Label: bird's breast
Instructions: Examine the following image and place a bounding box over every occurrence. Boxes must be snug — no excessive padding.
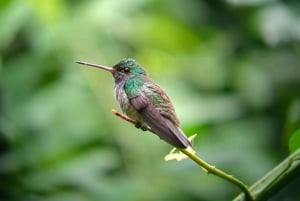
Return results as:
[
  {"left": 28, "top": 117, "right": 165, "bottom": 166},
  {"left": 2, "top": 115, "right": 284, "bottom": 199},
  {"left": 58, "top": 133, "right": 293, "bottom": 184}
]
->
[{"left": 115, "top": 83, "right": 143, "bottom": 122}]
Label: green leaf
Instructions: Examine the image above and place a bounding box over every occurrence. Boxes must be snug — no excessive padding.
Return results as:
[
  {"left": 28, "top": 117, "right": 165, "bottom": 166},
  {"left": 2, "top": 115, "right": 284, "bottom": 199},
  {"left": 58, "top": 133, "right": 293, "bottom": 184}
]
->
[{"left": 289, "top": 128, "right": 300, "bottom": 153}]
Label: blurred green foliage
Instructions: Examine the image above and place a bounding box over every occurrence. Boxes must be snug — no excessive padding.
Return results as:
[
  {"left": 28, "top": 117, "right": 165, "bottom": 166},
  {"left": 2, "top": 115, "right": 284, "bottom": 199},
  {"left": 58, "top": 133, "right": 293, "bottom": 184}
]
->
[
  {"left": 1, "top": 0, "right": 300, "bottom": 201},
  {"left": 289, "top": 129, "right": 300, "bottom": 153}
]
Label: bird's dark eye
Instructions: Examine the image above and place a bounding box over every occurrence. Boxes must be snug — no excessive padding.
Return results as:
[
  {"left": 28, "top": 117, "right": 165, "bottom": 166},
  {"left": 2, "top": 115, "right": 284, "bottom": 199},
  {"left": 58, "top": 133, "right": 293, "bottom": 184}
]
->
[{"left": 124, "top": 67, "right": 130, "bottom": 73}]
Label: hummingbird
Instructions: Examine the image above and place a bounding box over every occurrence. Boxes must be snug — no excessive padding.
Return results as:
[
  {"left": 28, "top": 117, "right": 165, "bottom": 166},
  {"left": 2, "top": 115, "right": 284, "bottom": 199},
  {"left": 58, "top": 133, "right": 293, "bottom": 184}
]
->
[{"left": 76, "top": 58, "right": 192, "bottom": 148}]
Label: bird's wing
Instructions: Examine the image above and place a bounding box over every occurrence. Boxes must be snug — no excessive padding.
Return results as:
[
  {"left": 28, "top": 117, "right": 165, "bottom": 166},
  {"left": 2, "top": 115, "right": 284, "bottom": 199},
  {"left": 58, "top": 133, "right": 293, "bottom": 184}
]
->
[
  {"left": 130, "top": 93, "right": 189, "bottom": 148},
  {"left": 124, "top": 77, "right": 179, "bottom": 126},
  {"left": 143, "top": 80, "right": 180, "bottom": 126},
  {"left": 128, "top": 80, "right": 190, "bottom": 148}
]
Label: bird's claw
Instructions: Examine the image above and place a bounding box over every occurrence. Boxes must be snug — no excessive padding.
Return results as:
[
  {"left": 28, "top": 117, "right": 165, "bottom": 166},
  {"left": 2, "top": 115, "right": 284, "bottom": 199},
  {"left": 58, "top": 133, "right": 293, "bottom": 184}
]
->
[
  {"left": 134, "top": 122, "right": 148, "bottom": 131},
  {"left": 134, "top": 122, "right": 141, "bottom": 129}
]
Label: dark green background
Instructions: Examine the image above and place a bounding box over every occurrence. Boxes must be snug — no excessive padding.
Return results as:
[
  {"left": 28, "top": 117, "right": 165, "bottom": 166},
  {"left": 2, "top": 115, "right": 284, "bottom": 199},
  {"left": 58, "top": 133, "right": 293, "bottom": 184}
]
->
[{"left": 1, "top": 0, "right": 300, "bottom": 200}]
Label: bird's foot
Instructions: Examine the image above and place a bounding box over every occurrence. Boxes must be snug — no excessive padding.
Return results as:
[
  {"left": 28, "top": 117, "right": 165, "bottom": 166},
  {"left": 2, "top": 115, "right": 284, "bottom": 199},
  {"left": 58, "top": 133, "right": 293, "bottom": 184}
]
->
[
  {"left": 111, "top": 109, "right": 155, "bottom": 133},
  {"left": 135, "top": 122, "right": 148, "bottom": 131},
  {"left": 134, "top": 122, "right": 142, "bottom": 129}
]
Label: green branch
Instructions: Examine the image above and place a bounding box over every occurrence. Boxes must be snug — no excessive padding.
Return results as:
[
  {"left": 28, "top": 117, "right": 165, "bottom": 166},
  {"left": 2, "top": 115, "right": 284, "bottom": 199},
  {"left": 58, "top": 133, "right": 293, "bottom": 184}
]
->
[{"left": 180, "top": 148, "right": 253, "bottom": 201}]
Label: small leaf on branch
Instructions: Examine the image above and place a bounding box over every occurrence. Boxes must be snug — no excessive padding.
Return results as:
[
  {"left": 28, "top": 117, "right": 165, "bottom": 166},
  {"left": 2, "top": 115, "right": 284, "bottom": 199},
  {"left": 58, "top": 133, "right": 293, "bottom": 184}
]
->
[{"left": 165, "top": 134, "right": 197, "bottom": 161}]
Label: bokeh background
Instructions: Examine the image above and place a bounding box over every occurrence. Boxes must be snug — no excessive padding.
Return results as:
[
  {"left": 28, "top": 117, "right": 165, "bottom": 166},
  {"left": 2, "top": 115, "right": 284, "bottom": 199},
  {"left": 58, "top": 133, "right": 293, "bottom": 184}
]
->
[{"left": 1, "top": 0, "right": 300, "bottom": 201}]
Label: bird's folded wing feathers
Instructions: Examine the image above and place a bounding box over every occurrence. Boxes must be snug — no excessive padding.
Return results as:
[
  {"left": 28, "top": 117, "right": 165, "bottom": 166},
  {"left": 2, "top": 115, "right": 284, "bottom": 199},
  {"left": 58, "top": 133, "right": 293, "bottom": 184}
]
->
[
  {"left": 129, "top": 92, "right": 149, "bottom": 110},
  {"left": 143, "top": 81, "right": 180, "bottom": 126},
  {"left": 130, "top": 92, "right": 191, "bottom": 148}
]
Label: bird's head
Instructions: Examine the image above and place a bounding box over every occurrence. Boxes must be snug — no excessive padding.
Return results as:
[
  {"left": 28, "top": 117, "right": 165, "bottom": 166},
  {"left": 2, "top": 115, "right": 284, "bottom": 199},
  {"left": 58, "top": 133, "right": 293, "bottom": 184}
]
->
[{"left": 76, "top": 58, "right": 147, "bottom": 83}]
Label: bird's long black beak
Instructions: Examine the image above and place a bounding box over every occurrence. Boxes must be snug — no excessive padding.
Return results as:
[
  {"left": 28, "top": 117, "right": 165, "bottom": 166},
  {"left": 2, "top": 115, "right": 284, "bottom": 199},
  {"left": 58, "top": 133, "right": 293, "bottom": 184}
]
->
[{"left": 76, "top": 61, "right": 115, "bottom": 73}]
